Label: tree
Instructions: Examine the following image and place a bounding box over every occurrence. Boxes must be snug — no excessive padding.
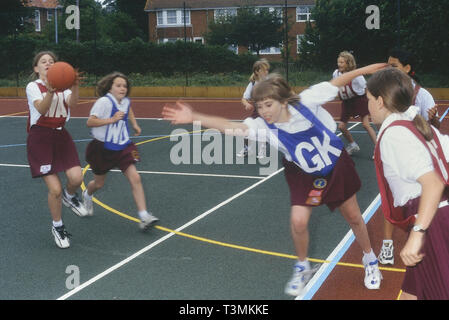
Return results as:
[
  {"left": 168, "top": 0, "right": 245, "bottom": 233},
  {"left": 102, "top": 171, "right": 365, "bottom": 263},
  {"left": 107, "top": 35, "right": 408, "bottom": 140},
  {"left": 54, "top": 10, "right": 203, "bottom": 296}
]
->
[
  {"left": 206, "top": 6, "right": 284, "bottom": 56},
  {"left": 103, "top": 0, "right": 148, "bottom": 39},
  {"left": 298, "top": 0, "right": 449, "bottom": 74},
  {"left": 0, "top": 0, "right": 34, "bottom": 37}
]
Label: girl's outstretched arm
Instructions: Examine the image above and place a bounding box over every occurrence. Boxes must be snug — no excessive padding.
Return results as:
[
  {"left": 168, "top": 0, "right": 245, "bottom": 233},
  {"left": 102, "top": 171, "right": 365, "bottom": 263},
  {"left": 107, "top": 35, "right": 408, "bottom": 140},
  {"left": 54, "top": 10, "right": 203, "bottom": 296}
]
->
[
  {"left": 330, "top": 63, "right": 389, "bottom": 88},
  {"left": 162, "top": 101, "right": 249, "bottom": 135}
]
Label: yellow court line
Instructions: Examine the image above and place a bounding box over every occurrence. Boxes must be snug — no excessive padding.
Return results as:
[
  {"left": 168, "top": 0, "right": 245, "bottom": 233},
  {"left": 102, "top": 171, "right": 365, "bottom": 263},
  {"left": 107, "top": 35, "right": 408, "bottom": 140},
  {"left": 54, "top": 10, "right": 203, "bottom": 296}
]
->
[
  {"left": 0, "top": 111, "right": 28, "bottom": 117},
  {"left": 81, "top": 128, "right": 406, "bottom": 275}
]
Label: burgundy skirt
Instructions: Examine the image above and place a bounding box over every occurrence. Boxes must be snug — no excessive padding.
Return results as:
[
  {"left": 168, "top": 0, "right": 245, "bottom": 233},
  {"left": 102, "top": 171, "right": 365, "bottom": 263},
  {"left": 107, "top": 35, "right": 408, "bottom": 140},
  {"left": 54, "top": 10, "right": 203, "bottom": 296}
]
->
[
  {"left": 340, "top": 94, "right": 369, "bottom": 123},
  {"left": 27, "top": 125, "right": 80, "bottom": 178},
  {"left": 400, "top": 196, "right": 449, "bottom": 300},
  {"left": 85, "top": 139, "right": 140, "bottom": 175},
  {"left": 282, "top": 149, "right": 361, "bottom": 211}
]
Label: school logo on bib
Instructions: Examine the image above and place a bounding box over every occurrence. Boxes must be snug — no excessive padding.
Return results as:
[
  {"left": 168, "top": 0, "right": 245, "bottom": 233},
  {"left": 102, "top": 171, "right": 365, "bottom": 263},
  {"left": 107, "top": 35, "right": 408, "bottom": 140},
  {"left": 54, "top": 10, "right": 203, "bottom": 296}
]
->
[{"left": 313, "top": 178, "right": 327, "bottom": 189}]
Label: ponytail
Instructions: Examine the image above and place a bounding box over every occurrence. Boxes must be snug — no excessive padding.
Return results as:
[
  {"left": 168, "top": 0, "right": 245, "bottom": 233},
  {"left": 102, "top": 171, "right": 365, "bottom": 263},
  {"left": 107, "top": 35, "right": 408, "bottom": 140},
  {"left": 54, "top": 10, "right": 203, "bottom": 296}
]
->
[{"left": 413, "top": 114, "right": 433, "bottom": 141}]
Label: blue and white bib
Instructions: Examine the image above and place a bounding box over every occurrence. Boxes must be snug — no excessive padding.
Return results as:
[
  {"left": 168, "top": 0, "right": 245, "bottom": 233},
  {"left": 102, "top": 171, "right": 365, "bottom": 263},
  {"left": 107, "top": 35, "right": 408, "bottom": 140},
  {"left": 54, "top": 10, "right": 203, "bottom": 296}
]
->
[
  {"left": 103, "top": 95, "right": 131, "bottom": 151},
  {"left": 265, "top": 102, "right": 343, "bottom": 176}
]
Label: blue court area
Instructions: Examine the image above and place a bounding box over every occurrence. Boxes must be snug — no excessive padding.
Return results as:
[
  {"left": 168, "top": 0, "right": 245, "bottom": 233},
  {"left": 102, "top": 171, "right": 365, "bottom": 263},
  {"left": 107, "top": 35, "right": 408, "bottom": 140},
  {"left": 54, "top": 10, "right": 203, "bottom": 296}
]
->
[{"left": 0, "top": 116, "right": 379, "bottom": 300}]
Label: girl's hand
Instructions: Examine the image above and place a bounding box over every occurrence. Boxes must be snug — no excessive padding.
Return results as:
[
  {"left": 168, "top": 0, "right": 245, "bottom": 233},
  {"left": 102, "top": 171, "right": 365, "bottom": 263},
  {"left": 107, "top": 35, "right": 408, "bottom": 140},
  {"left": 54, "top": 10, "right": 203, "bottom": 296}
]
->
[
  {"left": 133, "top": 124, "right": 142, "bottom": 136},
  {"left": 111, "top": 111, "right": 125, "bottom": 123},
  {"left": 244, "top": 102, "right": 254, "bottom": 111},
  {"left": 162, "top": 101, "right": 194, "bottom": 124},
  {"left": 44, "top": 80, "right": 56, "bottom": 94},
  {"left": 427, "top": 105, "right": 438, "bottom": 121},
  {"left": 400, "top": 231, "right": 426, "bottom": 266}
]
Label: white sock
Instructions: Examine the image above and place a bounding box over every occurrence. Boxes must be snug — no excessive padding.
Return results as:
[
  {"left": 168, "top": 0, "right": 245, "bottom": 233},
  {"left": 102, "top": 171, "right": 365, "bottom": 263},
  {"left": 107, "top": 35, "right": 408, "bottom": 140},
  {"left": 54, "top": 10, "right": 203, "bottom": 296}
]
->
[
  {"left": 84, "top": 190, "right": 92, "bottom": 199},
  {"left": 53, "top": 220, "right": 63, "bottom": 227},
  {"left": 295, "top": 259, "right": 311, "bottom": 270},
  {"left": 362, "top": 249, "right": 377, "bottom": 265},
  {"left": 64, "top": 189, "right": 74, "bottom": 199},
  {"left": 138, "top": 210, "right": 151, "bottom": 220},
  {"left": 350, "top": 141, "right": 358, "bottom": 147}
]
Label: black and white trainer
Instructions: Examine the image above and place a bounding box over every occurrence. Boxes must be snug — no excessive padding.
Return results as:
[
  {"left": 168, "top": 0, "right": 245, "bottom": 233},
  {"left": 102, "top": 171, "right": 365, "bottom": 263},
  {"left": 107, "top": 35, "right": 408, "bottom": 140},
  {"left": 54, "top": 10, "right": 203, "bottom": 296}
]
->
[
  {"left": 62, "top": 190, "right": 88, "bottom": 217},
  {"left": 51, "top": 225, "right": 71, "bottom": 249}
]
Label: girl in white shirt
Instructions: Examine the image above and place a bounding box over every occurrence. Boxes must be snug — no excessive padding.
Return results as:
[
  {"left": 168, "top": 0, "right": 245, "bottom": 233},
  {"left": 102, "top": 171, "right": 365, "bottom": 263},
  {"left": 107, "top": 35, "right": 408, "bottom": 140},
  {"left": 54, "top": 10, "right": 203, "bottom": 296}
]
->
[
  {"left": 162, "top": 63, "right": 387, "bottom": 297},
  {"left": 368, "top": 67, "right": 449, "bottom": 300},
  {"left": 26, "top": 51, "right": 87, "bottom": 249},
  {"left": 332, "top": 51, "right": 377, "bottom": 156},
  {"left": 83, "top": 72, "right": 159, "bottom": 230},
  {"left": 238, "top": 58, "right": 270, "bottom": 158},
  {"left": 378, "top": 48, "right": 441, "bottom": 265}
]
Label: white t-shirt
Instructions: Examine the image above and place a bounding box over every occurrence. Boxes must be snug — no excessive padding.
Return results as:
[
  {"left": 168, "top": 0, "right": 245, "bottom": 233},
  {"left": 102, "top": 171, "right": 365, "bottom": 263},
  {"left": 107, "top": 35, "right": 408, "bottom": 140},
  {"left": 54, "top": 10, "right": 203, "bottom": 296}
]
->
[
  {"left": 379, "top": 106, "right": 449, "bottom": 207},
  {"left": 412, "top": 80, "right": 436, "bottom": 121},
  {"left": 89, "top": 93, "right": 130, "bottom": 142},
  {"left": 332, "top": 69, "right": 366, "bottom": 99},
  {"left": 243, "top": 81, "right": 339, "bottom": 161},
  {"left": 25, "top": 79, "right": 72, "bottom": 127},
  {"left": 243, "top": 81, "right": 256, "bottom": 100}
]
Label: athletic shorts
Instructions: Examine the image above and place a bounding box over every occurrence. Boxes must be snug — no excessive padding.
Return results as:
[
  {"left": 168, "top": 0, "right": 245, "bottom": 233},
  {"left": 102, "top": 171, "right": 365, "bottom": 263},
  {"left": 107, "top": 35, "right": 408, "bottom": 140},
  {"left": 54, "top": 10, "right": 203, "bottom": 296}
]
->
[
  {"left": 85, "top": 139, "right": 140, "bottom": 175},
  {"left": 340, "top": 94, "right": 369, "bottom": 123},
  {"left": 282, "top": 149, "right": 361, "bottom": 211},
  {"left": 27, "top": 125, "right": 81, "bottom": 178}
]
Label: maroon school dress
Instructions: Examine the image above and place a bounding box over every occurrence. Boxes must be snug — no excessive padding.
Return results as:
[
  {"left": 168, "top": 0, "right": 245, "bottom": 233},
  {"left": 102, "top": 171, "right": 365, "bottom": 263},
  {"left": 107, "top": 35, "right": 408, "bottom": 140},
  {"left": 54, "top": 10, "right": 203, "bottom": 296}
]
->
[{"left": 375, "top": 120, "right": 449, "bottom": 299}]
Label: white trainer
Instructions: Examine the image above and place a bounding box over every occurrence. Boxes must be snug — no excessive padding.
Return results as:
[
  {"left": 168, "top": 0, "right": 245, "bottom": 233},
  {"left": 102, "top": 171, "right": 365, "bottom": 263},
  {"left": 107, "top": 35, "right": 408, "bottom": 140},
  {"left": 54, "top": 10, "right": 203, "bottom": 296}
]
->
[
  {"left": 62, "top": 190, "right": 88, "bottom": 217},
  {"left": 284, "top": 263, "right": 313, "bottom": 297},
  {"left": 52, "top": 225, "right": 71, "bottom": 249},
  {"left": 345, "top": 143, "right": 360, "bottom": 155},
  {"left": 139, "top": 213, "right": 160, "bottom": 231},
  {"left": 364, "top": 259, "right": 382, "bottom": 289},
  {"left": 378, "top": 241, "right": 394, "bottom": 265},
  {"left": 82, "top": 189, "right": 94, "bottom": 216}
]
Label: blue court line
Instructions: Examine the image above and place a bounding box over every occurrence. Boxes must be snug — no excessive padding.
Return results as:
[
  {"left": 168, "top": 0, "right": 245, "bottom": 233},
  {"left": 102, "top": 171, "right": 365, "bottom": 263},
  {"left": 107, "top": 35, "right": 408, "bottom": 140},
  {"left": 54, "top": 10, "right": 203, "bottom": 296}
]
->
[{"left": 301, "top": 196, "right": 381, "bottom": 300}]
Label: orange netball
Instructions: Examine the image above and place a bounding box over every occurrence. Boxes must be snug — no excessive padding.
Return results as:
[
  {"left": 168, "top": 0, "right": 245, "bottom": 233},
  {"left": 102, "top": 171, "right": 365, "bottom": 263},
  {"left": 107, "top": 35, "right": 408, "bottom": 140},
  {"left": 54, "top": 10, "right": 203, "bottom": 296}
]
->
[{"left": 47, "top": 61, "right": 76, "bottom": 90}]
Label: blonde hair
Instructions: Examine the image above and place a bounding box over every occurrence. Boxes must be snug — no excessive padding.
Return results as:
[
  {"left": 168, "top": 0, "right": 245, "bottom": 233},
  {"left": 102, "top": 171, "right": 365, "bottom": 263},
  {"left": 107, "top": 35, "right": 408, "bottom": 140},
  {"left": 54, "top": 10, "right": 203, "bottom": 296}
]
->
[
  {"left": 31, "top": 50, "right": 58, "bottom": 79},
  {"left": 249, "top": 58, "right": 270, "bottom": 83},
  {"left": 251, "top": 73, "right": 299, "bottom": 105},
  {"left": 338, "top": 51, "right": 356, "bottom": 72},
  {"left": 367, "top": 68, "right": 433, "bottom": 140},
  {"left": 96, "top": 72, "right": 131, "bottom": 97}
]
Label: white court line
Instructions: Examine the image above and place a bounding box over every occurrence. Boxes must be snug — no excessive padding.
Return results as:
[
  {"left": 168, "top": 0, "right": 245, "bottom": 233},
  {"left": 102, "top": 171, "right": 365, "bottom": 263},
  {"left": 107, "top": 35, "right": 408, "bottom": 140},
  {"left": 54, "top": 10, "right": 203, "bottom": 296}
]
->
[
  {"left": 0, "top": 163, "right": 263, "bottom": 180},
  {"left": 57, "top": 167, "right": 284, "bottom": 300}
]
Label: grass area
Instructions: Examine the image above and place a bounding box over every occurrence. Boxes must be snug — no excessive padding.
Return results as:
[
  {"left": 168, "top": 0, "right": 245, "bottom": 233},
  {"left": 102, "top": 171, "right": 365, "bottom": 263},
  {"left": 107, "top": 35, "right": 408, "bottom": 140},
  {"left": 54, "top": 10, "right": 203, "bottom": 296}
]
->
[{"left": 0, "top": 70, "right": 447, "bottom": 88}]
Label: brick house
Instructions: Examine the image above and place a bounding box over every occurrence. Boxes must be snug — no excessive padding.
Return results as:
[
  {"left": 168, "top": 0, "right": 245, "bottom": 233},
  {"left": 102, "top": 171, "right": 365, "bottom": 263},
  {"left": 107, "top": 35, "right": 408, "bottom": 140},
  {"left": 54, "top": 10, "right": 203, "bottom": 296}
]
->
[
  {"left": 25, "top": 0, "right": 61, "bottom": 32},
  {"left": 144, "top": 0, "right": 315, "bottom": 60}
]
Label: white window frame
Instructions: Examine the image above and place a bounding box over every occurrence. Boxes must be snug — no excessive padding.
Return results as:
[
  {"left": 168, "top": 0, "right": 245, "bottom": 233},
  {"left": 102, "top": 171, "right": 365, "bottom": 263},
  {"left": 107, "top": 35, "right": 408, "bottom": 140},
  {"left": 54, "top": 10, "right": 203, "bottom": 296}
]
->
[
  {"left": 296, "top": 5, "right": 314, "bottom": 22},
  {"left": 156, "top": 9, "right": 191, "bottom": 26},
  {"left": 34, "top": 9, "right": 41, "bottom": 32},
  {"left": 259, "top": 46, "right": 282, "bottom": 55},
  {"left": 47, "top": 9, "right": 53, "bottom": 21},
  {"left": 193, "top": 37, "right": 204, "bottom": 44},
  {"left": 214, "top": 8, "right": 237, "bottom": 21}
]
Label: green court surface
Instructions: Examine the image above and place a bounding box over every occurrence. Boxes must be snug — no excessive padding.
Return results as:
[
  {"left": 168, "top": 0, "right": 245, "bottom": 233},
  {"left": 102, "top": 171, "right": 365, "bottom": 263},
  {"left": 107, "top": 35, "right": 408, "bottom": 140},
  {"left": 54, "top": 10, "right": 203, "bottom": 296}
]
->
[{"left": 0, "top": 116, "right": 379, "bottom": 300}]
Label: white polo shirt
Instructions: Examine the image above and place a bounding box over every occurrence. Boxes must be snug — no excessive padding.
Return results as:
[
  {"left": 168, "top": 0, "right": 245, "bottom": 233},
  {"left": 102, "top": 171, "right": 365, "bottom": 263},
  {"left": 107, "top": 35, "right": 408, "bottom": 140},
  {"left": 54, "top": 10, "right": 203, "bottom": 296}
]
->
[
  {"left": 378, "top": 106, "right": 449, "bottom": 207},
  {"left": 243, "top": 81, "right": 338, "bottom": 161}
]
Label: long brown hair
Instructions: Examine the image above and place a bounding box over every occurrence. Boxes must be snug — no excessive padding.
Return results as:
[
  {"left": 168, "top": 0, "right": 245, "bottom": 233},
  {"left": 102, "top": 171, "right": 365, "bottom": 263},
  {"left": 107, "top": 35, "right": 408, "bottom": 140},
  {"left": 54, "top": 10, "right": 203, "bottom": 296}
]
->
[
  {"left": 251, "top": 73, "right": 299, "bottom": 105},
  {"left": 31, "top": 50, "right": 58, "bottom": 79},
  {"left": 367, "top": 68, "right": 433, "bottom": 140},
  {"left": 249, "top": 58, "right": 270, "bottom": 83},
  {"left": 96, "top": 72, "right": 131, "bottom": 97}
]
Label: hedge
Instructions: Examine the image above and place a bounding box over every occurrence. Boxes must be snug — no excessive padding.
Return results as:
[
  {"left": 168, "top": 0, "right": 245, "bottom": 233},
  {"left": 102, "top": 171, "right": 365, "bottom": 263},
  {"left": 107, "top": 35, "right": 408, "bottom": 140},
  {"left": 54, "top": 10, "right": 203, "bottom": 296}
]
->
[{"left": 1, "top": 35, "right": 257, "bottom": 78}]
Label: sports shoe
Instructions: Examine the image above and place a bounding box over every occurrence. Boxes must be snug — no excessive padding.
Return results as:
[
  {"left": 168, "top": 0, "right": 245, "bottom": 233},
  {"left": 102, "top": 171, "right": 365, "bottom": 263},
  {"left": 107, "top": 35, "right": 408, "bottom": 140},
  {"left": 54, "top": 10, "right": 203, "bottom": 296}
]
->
[
  {"left": 82, "top": 189, "right": 94, "bottom": 216},
  {"left": 237, "top": 145, "right": 249, "bottom": 158},
  {"left": 284, "top": 262, "right": 313, "bottom": 296},
  {"left": 345, "top": 143, "right": 360, "bottom": 155},
  {"left": 363, "top": 259, "right": 382, "bottom": 289},
  {"left": 52, "top": 225, "right": 71, "bottom": 249},
  {"left": 378, "top": 241, "right": 394, "bottom": 265},
  {"left": 139, "top": 213, "right": 159, "bottom": 231},
  {"left": 62, "top": 190, "right": 88, "bottom": 217},
  {"left": 257, "top": 143, "right": 266, "bottom": 159}
]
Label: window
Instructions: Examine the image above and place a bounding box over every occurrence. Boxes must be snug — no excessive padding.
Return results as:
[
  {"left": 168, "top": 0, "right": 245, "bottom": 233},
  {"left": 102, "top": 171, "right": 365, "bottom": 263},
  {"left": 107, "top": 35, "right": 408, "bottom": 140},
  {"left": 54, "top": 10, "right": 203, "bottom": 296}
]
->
[
  {"left": 156, "top": 9, "right": 191, "bottom": 26},
  {"left": 259, "top": 46, "right": 281, "bottom": 55},
  {"left": 297, "top": 34, "right": 304, "bottom": 54},
  {"left": 47, "top": 9, "right": 53, "bottom": 21},
  {"left": 193, "top": 37, "right": 204, "bottom": 44},
  {"left": 296, "top": 6, "right": 314, "bottom": 22},
  {"left": 34, "top": 10, "right": 41, "bottom": 32},
  {"left": 214, "top": 8, "right": 237, "bottom": 21}
]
